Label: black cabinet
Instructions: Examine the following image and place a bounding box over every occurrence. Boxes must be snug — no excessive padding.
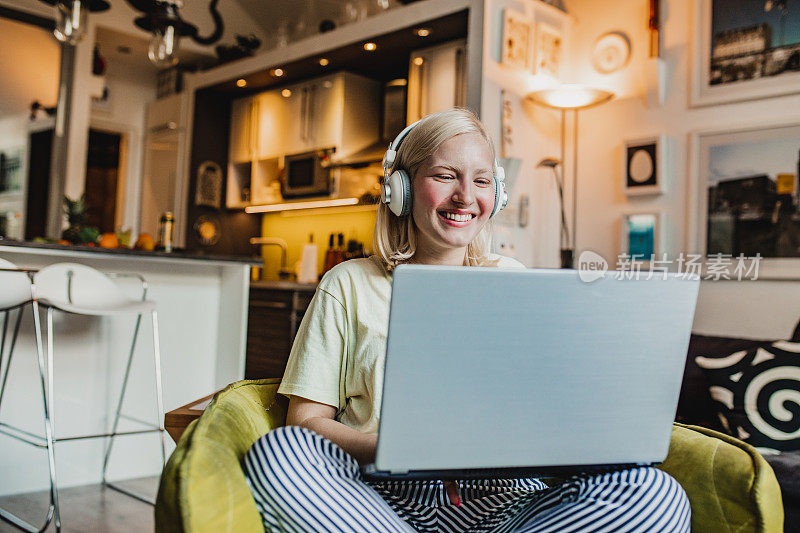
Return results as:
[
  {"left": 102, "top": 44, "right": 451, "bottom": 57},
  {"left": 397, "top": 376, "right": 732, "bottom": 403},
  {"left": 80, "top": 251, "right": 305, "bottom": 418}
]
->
[{"left": 245, "top": 286, "right": 314, "bottom": 379}]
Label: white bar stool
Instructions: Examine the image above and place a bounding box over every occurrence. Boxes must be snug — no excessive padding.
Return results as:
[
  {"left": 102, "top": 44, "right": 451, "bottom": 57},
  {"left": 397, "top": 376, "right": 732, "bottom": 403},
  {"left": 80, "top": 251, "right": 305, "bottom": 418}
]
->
[
  {"left": 0, "top": 258, "right": 59, "bottom": 532},
  {"left": 0, "top": 261, "right": 166, "bottom": 532}
]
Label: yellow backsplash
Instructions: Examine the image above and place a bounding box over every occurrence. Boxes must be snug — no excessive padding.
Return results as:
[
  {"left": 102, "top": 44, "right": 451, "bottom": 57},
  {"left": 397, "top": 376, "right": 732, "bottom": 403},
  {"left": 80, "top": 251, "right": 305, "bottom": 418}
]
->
[{"left": 259, "top": 205, "right": 378, "bottom": 281}]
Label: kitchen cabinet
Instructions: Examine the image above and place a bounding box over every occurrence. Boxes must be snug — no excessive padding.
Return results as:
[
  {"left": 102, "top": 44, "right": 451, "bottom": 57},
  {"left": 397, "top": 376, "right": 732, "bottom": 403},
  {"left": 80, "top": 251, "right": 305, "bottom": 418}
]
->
[
  {"left": 407, "top": 39, "right": 467, "bottom": 123},
  {"left": 245, "top": 284, "right": 315, "bottom": 379},
  {"left": 227, "top": 71, "right": 380, "bottom": 209},
  {"left": 229, "top": 96, "right": 258, "bottom": 164},
  {"left": 255, "top": 72, "right": 379, "bottom": 160},
  {"left": 140, "top": 93, "right": 191, "bottom": 241},
  {"left": 255, "top": 88, "right": 293, "bottom": 160}
]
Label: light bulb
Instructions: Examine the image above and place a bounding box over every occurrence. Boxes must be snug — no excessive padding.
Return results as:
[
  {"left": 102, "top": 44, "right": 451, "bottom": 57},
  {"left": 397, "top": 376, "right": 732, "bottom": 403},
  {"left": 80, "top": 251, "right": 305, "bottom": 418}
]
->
[
  {"left": 148, "top": 25, "right": 179, "bottom": 68},
  {"left": 54, "top": 0, "right": 88, "bottom": 45}
]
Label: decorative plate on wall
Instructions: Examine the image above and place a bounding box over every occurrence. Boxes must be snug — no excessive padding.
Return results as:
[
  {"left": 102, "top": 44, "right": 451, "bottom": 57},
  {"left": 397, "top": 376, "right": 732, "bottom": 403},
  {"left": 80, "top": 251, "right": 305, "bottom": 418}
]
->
[{"left": 591, "top": 32, "right": 631, "bottom": 74}]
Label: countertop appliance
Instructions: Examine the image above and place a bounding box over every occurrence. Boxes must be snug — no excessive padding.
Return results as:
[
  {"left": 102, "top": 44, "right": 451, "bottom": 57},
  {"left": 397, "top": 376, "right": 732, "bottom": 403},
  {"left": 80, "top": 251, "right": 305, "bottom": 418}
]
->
[{"left": 281, "top": 148, "right": 334, "bottom": 198}]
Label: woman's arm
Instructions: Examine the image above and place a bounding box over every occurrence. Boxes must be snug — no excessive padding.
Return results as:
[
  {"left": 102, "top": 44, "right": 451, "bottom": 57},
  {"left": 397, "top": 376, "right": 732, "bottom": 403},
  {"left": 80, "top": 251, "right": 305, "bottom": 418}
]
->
[
  {"left": 288, "top": 395, "right": 460, "bottom": 504},
  {"left": 287, "top": 395, "right": 378, "bottom": 465}
]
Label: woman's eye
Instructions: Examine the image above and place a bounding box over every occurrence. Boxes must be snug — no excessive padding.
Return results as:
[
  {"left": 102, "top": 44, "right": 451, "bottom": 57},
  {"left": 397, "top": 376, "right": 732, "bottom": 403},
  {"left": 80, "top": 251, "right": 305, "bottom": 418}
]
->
[
  {"left": 435, "top": 174, "right": 455, "bottom": 180},
  {"left": 475, "top": 178, "right": 492, "bottom": 186}
]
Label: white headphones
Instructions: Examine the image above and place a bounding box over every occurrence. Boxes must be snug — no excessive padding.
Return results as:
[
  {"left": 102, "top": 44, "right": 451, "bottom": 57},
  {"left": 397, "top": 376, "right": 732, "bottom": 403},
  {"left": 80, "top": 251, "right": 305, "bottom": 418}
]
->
[{"left": 380, "top": 120, "right": 508, "bottom": 218}]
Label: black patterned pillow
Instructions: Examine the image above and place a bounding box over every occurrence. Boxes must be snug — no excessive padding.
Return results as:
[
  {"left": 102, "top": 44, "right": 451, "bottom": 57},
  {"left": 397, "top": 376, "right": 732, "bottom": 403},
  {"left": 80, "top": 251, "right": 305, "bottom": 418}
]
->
[{"left": 693, "top": 333, "right": 800, "bottom": 453}]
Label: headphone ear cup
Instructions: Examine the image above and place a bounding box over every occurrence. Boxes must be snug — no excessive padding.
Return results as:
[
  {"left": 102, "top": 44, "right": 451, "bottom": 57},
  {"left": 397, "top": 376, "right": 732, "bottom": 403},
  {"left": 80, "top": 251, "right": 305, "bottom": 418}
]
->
[
  {"left": 490, "top": 162, "right": 507, "bottom": 218},
  {"left": 387, "top": 169, "right": 412, "bottom": 217}
]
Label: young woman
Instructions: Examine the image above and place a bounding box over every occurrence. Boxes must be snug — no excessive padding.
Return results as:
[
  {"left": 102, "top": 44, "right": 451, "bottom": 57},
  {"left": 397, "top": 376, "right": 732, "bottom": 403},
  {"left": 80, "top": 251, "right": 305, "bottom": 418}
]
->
[{"left": 243, "top": 109, "right": 690, "bottom": 532}]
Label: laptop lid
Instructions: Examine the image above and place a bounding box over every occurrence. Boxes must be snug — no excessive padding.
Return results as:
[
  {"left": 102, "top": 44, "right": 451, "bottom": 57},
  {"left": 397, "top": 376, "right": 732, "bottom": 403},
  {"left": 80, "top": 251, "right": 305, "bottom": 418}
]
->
[{"left": 372, "top": 266, "right": 699, "bottom": 476}]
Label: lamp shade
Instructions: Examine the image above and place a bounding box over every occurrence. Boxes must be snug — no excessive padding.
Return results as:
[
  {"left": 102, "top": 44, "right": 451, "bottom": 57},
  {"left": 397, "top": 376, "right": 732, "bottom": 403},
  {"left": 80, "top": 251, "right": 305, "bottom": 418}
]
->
[{"left": 527, "top": 84, "right": 614, "bottom": 110}]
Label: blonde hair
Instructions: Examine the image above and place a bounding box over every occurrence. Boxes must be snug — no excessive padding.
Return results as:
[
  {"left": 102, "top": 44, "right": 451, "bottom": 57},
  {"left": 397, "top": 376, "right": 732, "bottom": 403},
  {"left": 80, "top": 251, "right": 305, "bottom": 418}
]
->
[{"left": 373, "top": 108, "right": 498, "bottom": 271}]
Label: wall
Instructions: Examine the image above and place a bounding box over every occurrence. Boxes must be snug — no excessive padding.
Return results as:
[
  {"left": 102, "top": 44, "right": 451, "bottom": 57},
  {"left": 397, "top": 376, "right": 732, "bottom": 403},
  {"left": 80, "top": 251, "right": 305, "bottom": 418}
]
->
[
  {"left": 481, "top": 0, "right": 572, "bottom": 268},
  {"left": 260, "top": 206, "right": 377, "bottom": 281},
  {"left": 560, "top": 0, "right": 800, "bottom": 338},
  {"left": 89, "top": 49, "right": 158, "bottom": 233}
]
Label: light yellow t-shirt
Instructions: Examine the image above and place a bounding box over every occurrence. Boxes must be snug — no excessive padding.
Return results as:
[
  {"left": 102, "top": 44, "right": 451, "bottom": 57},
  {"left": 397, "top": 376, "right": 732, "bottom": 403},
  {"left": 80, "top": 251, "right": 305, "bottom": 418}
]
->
[{"left": 277, "top": 254, "right": 525, "bottom": 434}]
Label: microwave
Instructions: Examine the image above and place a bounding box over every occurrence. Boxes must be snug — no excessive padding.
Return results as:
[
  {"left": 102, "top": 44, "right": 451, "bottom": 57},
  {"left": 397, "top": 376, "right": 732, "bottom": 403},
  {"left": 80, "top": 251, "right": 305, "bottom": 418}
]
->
[{"left": 282, "top": 148, "right": 334, "bottom": 198}]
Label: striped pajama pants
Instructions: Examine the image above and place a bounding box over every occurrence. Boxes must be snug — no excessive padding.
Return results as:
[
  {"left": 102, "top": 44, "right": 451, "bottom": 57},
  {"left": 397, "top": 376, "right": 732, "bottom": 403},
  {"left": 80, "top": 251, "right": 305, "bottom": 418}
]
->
[{"left": 243, "top": 426, "right": 691, "bottom": 533}]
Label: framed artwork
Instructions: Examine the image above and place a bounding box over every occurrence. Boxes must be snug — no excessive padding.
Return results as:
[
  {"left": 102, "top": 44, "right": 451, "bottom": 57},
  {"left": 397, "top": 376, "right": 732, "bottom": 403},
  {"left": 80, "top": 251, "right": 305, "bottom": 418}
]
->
[
  {"left": 534, "top": 22, "right": 562, "bottom": 78},
  {"left": 691, "top": 0, "right": 800, "bottom": 107},
  {"left": 688, "top": 122, "right": 800, "bottom": 278},
  {"left": 621, "top": 211, "right": 663, "bottom": 260},
  {"left": 501, "top": 9, "right": 531, "bottom": 70},
  {"left": 623, "top": 135, "right": 667, "bottom": 196}
]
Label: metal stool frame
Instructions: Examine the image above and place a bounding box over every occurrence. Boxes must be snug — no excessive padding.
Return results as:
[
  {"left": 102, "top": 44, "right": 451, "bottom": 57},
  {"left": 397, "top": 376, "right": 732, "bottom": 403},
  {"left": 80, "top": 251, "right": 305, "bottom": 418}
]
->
[{"left": 0, "top": 267, "right": 166, "bottom": 532}]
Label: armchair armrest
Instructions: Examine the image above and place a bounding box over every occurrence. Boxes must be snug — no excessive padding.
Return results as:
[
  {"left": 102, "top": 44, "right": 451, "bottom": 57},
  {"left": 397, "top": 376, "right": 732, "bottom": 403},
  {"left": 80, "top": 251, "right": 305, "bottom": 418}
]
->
[
  {"left": 658, "top": 423, "right": 783, "bottom": 533},
  {"left": 156, "top": 379, "right": 287, "bottom": 533}
]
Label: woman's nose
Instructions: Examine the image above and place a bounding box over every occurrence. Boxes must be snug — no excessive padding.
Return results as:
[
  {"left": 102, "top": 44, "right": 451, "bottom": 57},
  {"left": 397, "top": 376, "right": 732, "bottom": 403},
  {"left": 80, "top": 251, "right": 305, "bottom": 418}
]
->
[{"left": 451, "top": 179, "right": 475, "bottom": 205}]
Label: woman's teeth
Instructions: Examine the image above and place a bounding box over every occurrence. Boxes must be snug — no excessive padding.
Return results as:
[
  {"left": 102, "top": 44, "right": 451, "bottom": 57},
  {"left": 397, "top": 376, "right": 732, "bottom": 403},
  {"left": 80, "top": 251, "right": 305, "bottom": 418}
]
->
[{"left": 441, "top": 212, "right": 474, "bottom": 222}]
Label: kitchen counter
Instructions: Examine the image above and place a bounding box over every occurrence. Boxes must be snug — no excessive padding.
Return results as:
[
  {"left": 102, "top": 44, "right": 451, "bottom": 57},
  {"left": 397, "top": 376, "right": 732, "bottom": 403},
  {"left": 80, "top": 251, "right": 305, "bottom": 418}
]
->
[
  {"left": 0, "top": 239, "right": 261, "bottom": 265},
  {"left": 250, "top": 279, "right": 317, "bottom": 291},
  {"left": 0, "top": 242, "right": 253, "bottom": 497}
]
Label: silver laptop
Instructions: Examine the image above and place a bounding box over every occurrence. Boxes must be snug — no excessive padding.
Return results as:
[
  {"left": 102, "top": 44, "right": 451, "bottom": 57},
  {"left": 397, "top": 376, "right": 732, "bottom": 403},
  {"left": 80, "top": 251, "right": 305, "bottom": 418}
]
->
[{"left": 361, "top": 265, "right": 700, "bottom": 480}]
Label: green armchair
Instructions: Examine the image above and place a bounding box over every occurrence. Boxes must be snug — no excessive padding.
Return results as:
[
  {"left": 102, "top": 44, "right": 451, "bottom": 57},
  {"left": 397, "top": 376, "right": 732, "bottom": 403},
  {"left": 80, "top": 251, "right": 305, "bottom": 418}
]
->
[{"left": 155, "top": 379, "right": 784, "bottom": 532}]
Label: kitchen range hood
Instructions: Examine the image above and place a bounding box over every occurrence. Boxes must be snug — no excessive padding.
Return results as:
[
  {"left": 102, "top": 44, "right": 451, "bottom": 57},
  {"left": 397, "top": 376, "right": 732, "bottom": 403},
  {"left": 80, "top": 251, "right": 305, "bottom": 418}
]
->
[{"left": 328, "top": 141, "right": 388, "bottom": 168}]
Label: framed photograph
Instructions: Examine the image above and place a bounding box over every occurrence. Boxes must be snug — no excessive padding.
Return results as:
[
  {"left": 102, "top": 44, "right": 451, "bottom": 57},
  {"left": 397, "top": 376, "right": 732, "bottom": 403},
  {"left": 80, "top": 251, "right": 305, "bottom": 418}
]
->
[
  {"left": 691, "top": 0, "right": 800, "bottom": 107},
  {"left": 534, "top": 22, "right": 562, "bottom": 78},
  {"left": 688, "top": 122, "right": 800, "bottom": 277},
  {"left": 501, "top": 9, "right": 531, "bottom": 70},
  {"left": 623, "top": 135, "right": 667, "bottom": 196},
  {"left": 621, "top": 211, "right": 664, "bottom": 259}
]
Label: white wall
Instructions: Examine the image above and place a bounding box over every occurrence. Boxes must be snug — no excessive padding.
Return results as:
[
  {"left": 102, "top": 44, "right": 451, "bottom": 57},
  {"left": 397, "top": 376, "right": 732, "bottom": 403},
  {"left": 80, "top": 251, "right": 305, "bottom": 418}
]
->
[
  {"left": 89, "top": 52, "right": 159, "bottom": 234},
  {"left": 481, "top": 0, "right": 572, "bottom": 268},
  {"left": 554, "top": 0, "right": 800, "bottom": 339}
]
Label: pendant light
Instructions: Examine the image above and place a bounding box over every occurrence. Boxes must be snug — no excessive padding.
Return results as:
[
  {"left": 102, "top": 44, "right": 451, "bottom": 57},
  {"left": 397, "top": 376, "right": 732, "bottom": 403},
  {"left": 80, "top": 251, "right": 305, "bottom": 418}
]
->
[
  {"left": 127, "top": 0, "right": 224, "bottom": 68},
  {"left": 39, "top": 0, "right": 110, "bottom": 45},
  {"left": 39, "top": 0, "right": 225, "bottom": 66}
]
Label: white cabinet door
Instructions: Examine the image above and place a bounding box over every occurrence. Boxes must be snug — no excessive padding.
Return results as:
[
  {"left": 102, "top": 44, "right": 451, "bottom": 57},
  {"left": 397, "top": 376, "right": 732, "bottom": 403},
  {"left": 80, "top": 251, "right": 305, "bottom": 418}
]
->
[
  {"left": 229, "top": 96, "right": 256, "bottom": 163},
  {"left": 256, "top": 88, "right": 293, "bottom": 159},
  {"left": 306, "top": 75, "right": 342, "bottom": 151},
  {"left": 407, "top": 39, "right": 467, "bottom": 123}
]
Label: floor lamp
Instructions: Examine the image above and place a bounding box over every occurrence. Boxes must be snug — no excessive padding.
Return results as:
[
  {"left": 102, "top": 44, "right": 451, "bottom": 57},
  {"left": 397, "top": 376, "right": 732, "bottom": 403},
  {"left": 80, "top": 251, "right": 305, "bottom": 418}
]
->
[{"left": 527, "top": 84, "right": 613, "bottom": 268}]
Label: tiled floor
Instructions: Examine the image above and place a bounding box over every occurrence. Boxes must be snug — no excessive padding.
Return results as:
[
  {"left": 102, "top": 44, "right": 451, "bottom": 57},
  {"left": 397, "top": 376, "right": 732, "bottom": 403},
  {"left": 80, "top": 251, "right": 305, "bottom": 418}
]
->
[{"left": 0, "top": 477, "right": 158, "bottom": 532}]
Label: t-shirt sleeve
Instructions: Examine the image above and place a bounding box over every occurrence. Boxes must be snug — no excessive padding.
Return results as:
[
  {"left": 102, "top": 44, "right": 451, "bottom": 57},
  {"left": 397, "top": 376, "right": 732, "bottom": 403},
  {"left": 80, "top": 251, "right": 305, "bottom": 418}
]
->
[
  {"left": 494, "top": 254, "right": 527, "bottom": 269},
  {"left": 277, "top": 287, "right": 348, "bottom": 409}
]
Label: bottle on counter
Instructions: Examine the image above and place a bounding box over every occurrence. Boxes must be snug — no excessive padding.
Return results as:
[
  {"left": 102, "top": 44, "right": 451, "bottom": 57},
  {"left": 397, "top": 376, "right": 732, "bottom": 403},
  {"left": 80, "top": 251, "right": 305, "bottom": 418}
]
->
[
  {"left": 158, "top": 211, "right": 175, "bottom": 252},
  {"left": 297, "top": 233, "right": 319, "bottom": 284},
  {"left": 335, "top": 232, "right": 345, "bottom": 266},
  {"left": 323, "top": 233, "right": 337, "bottom": 274}
]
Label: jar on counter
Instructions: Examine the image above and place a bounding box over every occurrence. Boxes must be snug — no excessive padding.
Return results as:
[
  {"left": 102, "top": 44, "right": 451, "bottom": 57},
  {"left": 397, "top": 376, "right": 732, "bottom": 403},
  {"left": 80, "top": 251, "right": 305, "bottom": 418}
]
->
[{"left": 158, "top": 211, "right": 175, "bottom": 252}]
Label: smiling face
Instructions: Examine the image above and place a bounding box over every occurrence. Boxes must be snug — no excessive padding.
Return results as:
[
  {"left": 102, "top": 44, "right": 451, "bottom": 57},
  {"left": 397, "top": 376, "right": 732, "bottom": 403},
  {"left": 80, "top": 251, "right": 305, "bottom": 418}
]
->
[{"left": 410, "top": 132, "right": 495, "bottom": 264}]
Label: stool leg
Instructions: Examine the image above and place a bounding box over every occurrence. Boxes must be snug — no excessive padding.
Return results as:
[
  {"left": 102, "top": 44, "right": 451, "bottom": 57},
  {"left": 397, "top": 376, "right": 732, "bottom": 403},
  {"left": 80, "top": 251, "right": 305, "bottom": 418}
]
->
[
  {"left": 101, "top": 313, "right": 143, "bottom": 484},
  {"left": 43, "top": 305, "right": 61, "bottom": 531},
  {"left": 152, "top": 310, "right": 166, "bottom": 466},
  {"left": 102, "top": 310, "right": 166, "bottom": 506},
  {"left": 0, "top": 302, "right": 62, "bottom": 531},
  {"left": 0, "top": 307, "right": 23, "bottom": 417},
  {"left": 46, "top": 307, "right": 56, "bottom": 438}
]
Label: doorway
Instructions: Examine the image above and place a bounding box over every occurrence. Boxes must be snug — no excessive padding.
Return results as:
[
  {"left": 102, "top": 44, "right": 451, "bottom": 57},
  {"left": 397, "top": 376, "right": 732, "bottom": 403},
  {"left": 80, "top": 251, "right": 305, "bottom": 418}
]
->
[{"left": 84, "top": 129, "right": 123, "bottom": 233}]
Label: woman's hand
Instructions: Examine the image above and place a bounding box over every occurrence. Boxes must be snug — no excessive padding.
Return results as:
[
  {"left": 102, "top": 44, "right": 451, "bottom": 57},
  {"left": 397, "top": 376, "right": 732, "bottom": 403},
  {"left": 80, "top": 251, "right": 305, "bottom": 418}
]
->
[{"left": 442, "top": 480, "right": 461, "bottom": 506}]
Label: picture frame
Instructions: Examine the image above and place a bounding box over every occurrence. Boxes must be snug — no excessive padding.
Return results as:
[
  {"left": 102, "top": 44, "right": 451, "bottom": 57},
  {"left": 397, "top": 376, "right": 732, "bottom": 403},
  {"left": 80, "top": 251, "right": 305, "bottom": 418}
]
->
[
  {"left": 534, "top": 22, "right": 562, "bottom": 78},
  {"left": 687, "top": 121, "right": 800, "bottom": 279},
  {"left": 623, "top": 135, "right": 667, "bottom": 196},
  {"left": 690, "top": 0, "right": 800, "bottom": 107},
  {"left": 501, "top": 9, "right": 531, "bottom": 70},
  {"left": 620, "top": 211, "right": 664, "bottom": 260}
]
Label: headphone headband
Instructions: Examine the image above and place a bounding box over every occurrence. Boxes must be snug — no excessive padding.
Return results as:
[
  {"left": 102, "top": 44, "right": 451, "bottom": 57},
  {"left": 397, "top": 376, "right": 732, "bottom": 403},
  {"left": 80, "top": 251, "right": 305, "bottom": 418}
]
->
[{"left": 382, "top": 120, "right": 421, "bottom": 178}]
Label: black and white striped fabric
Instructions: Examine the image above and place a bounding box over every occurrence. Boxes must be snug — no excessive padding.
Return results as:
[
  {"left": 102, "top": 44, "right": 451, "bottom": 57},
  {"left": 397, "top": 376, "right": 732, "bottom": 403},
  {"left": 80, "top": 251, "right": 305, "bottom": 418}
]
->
[{"left": 243, "top": 427, "right": 690, "bottom": 533}]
